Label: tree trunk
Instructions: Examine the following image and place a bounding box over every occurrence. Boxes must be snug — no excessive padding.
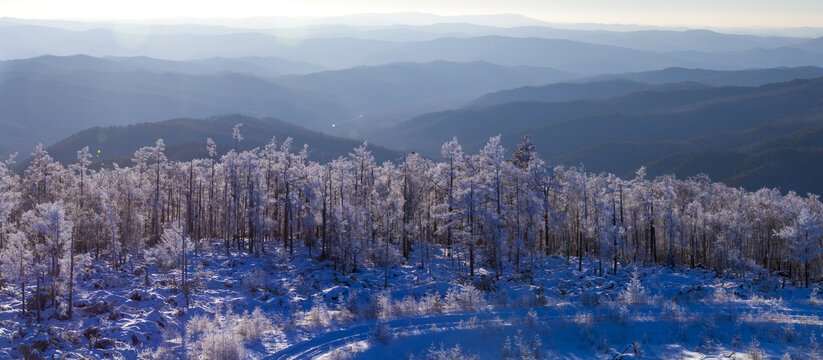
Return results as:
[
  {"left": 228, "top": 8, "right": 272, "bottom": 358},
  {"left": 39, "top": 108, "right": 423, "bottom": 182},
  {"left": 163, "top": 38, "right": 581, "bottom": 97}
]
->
[
  {"left": 36, "top": 275, "right": 41, "bottom": 322},
  {"left": 68, "top": 232, "right": 74, "bottom": 319}
]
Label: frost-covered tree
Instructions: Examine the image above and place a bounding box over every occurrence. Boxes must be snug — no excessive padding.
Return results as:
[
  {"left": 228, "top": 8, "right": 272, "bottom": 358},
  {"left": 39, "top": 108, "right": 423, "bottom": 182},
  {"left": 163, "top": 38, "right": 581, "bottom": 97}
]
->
[
  {"left": 510, "top": 135, "right": 535, "bottom": 170},
  {"left": 134, "top": 139, "right": 167, "bottom": 245},
  {"left": 1, "top": 232, "right": 32, "bottom": 317},
  {"left": 0, "top": 154, "right": 19, "bottom": 226},
  {"left": 22, "top": 201, "right": 73, "bottom": 321},
  {"left": 232, "top": 123, "right": 244, "bottom": 150},
  {"left": 776, "top": 207, "right": 823, "bottom": 287},
  {"left": 476, "top": 135, "right": 509, "bottom": 279},
  {"left": 434, "top": 137, "right": 465, "bottom": 263}
]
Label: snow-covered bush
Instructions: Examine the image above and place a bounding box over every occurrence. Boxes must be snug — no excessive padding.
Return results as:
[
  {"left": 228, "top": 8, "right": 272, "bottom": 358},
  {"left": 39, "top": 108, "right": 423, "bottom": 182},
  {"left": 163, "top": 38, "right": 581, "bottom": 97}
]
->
[
  {"left": 399, "top": 295, "right": 419, "bottom": 316},
  {"left": 749, "top": 338, "right": 764, "bottom": 360},
  {"left": 418, "top": 291, "right": 444, "bottom": 314},
  {"left": 371, "top": 322, "right": 392, "bottom": 345},
  {"left": 501, "top": 330, "right": 542, "bottom": 360},
  {"left": 619, "top": 271, "right": 649, "bottom": 305},
  {"left": 573, "top": 312, "right": 593, "bottom": 326},
  {"left": 423, "top": 343, "right": 479, "bottom": 360},
  {"left": 600, "top": 302, "right": 629, "bottom": 325},
  {"left": 192, "top": 267, "right": 214, "bottom": 291},
  {"left": 305, "top": 297, "right": 332, "bottom": 328},
  {"left": 444, "top": 286, "right": 486, "bottom": 312},
  {"left": 481, "top": 316, "right": 505, "bottom": 336},
  {"left": 458, "top": 316, "right": 479, "bottom": 329},
  {"left": 346, "top": 289, "right": 377, "bottom": 319},
  {"left": 186, "top": 313, "right": 213, "bottom": 341},
  {"left": 186, "top": 307, "right": 272, "bottom": 359},
  {"left": 242, "top": 269, "right": 269, "bottom": 293},
  {"left": 511, "top": 309, "right": 541, "bottom": 329},
  {"left": 141, "top": 344, "right": 178, "bottom": 360},
  {"left": 236, "top": 308, "right": 274, "bottom": 341},
  {"left": 375, "top": 292, "right": 393, "bottom": 319},
  {"left": 147, "top": 222, "right": 187, "bottom": 272},
  {"left": 711, "top": 285, "right": 738, "bottom": 304},
  {"left": 662, "top": 301, "right": 689, "bottom": 323},
  {"left": 190, "top": 327, "right": 244, "bottom": 360}
]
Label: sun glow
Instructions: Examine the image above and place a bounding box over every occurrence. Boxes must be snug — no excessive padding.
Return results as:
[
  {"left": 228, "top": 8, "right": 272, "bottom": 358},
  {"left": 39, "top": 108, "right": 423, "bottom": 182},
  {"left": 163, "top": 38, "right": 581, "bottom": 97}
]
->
[{"left": 1, "top": 0, "right": 822, "bottom": 28}]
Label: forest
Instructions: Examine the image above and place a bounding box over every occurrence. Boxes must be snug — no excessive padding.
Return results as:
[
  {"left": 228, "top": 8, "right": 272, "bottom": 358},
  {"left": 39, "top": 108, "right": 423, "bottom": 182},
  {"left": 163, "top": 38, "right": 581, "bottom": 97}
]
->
[{"left": 2, "top": 123, "right": 821, "bottom": 328}]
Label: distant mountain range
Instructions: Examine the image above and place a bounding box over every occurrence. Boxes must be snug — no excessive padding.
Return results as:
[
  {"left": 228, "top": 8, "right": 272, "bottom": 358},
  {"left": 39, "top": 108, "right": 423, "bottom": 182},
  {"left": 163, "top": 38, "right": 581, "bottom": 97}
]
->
[
  {"left": 0, "top": 53, "right": 327, "bottom": 77},
  {"left": 2, "top": 21, "right": 823, "bottom": 73},
  {"left": 0, "top": 55, "right": 574, "bottom": 158},
  {"left": 373, "top": 75, "right": 823, "bottom": 195},
  {"left": 468, "top": 79, "right": 705, "bottom": 108},
  {"left": 0, "top": 61, "right": 346, "bottom": 155},
  {"left": 582, "top": 66, "right": 823, "bottom": 86},
  {"left": 275, "top": 60, "right": 576, "bottom": 125},
  {"left": 471, "top": 66, "right": 823, "bottom": 107}
]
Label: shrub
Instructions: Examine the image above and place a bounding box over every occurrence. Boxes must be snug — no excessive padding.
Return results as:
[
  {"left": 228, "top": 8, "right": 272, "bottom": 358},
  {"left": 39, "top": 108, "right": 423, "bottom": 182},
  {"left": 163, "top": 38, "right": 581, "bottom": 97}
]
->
[
  {"left": 444, "top": 286, "right": 486, "bottom": 312},
  {"left": 711, "top": 286, "right": 737, "bottom": 304},
  {"left": 425, "top": 343, "right": 479, "bottom": 360},
  {"left": 573, "top": 312, "right": 593, "bottom": 326},
  {"left": 399, "top": 295, "right": 419, "bottom": 317},
  {"left": 190, "top": 327, "right": 244, "bottom": 360},
  {"left": 242, "top": 269, "right": 268, "bottom": 293},
  {"left": 140, "top": 344, "right": 177, "bottom": 360},
  {"left": 192, "top": 267, "right": 214, "bottom": 291},
  {"left": 186, "top": 313, "right": 213, "bottom": 341},
  {"left": 419, "top": 291, "right": 444, "bottom": 314},
  {"left": 502, "top": 330, "right": 542, "bottom": 360},
  {"left": 305, "top": 298, "right": 332, "bottom": 328},
  {"left": 186, "top": 308, "right": 273, "bottom": 359},
  {"left": 601, "top": 302, "right": 629, "bottom": 325},
  {"left": 662, "top": 301, "right": 688, "bottom": 323},
  {"left": 236, "top": 308, "right": 273, "bottom": 341},
  {"left": 749, "top": 338, "right": 764, "bottom": 360},
  {"left": 619, "top": 271, "right": 648, "bottom": 305},
  {"left": 371, "top": 322, "right": 392, "bottom": 345},
  {"left": 458, "top": 316, "right": 479, "bottom": 329},
  {"left": 375, "top": 292, "right": 394, "bottom": 319}
]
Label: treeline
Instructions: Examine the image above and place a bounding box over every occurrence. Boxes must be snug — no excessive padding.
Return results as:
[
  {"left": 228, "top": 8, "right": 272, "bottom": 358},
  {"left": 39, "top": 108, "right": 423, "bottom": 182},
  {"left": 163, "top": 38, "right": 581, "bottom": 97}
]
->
[{"left": 0, "top": 124, "right": 821, "bottom": 322}]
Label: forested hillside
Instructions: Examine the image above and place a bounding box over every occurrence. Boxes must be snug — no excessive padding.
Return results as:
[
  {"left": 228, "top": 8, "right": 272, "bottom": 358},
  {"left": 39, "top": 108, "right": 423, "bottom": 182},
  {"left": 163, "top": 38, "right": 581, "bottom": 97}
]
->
[
  {"left": 43, "top": 115, "right": 403, "bottom": 166},
  {"left": 378, "top": 76, "right": 823, "bottom": 195},
  {"left": 3, "top": 129, "right": 822, "bottom": 309}
]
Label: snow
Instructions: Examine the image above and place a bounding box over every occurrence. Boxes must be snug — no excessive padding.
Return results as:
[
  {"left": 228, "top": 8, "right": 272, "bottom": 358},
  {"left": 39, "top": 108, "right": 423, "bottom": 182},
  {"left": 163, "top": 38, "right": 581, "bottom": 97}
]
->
[{"left": 1, "top": 240, "right": 821, "bottom": 359}]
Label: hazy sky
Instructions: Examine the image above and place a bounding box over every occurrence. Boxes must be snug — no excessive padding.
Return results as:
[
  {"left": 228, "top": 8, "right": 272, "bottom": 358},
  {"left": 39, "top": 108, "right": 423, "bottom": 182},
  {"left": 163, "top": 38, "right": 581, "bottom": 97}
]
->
[{"left": 3, "top": 0, "right": 823, "bottom": 28}]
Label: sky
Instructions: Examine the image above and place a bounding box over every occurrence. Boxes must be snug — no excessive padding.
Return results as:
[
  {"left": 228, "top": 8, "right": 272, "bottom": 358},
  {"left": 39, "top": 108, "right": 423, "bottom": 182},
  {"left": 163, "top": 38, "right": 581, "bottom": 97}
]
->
[{"left": 2, "top": 0, "right": 823, "bottom": 28}]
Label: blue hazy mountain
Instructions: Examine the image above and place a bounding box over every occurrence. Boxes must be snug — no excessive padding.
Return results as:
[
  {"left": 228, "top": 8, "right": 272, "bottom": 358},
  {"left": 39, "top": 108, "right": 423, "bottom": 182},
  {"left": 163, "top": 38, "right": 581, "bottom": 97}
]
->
[
  {"left": 0, "top": 55, "right": 577, "bottom": 157},
  {"left": 43, "top": 115, "right": 403, "bottom": 167},
  {"left": 581, "top": 66, "right": 823, "bottom": 86},
  {"left": 376, "top": 76, "right": 823, "bottom": 193},
  {"left": 470, "top": 66, "right": 823, "bottom": 107}
]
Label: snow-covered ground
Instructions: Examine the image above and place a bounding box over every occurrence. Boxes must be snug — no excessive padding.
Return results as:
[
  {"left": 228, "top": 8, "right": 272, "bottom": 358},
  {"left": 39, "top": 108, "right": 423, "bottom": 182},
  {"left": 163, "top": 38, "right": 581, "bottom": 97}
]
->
[{"left": 1, "top": 241, "right": 821, "bottom": 359}]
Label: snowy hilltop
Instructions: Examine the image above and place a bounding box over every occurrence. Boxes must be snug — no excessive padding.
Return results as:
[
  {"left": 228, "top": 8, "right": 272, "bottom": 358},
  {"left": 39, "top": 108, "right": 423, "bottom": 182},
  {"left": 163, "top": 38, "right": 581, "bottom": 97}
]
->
[{"left": 0, "top": 128, "right": 822, "bottom": 359}]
